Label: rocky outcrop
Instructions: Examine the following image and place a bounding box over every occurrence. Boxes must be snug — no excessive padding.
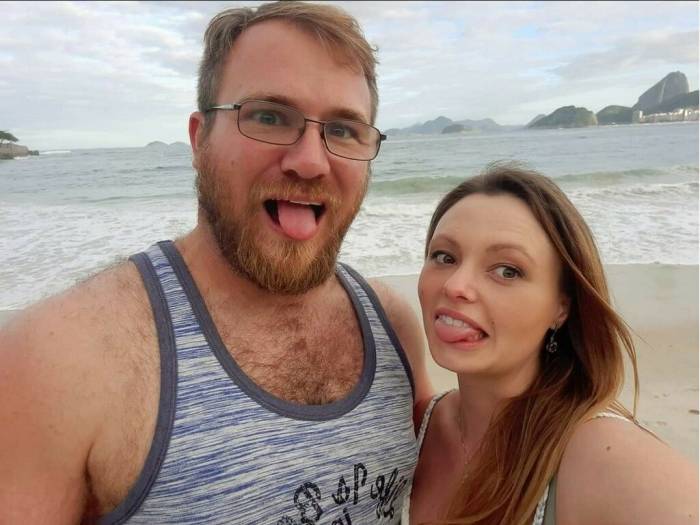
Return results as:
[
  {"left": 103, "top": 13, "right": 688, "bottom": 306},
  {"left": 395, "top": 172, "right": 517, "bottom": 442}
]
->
[
  {"left": 385, "top": 116, "right": 517, "bottom": 136},
  {"left": 528, "top": 106, "right": 598, "bottom": 129},
  {"left": 632, "top": 72, "right": 689, "bottom": 112},
  {"left": 441, "top": 123, "right": 466, "bottom": 134},
  {"left": 526, "top": 114, "right": 547, "bottom": 127},
  {"left": 644, "top": 90, "right": 699, "bottom": 115},
  {"left": 596, "top": 105, "right": 633, "bottom": 125},
  {"left": 0, "top": 143, "right": 30, "bottom": 159}
]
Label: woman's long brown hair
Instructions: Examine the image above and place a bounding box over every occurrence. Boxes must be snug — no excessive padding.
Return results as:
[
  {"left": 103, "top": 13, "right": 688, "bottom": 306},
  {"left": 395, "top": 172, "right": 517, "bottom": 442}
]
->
[{"left": 425, "top": 162, "right": 639, "bottom": 525}]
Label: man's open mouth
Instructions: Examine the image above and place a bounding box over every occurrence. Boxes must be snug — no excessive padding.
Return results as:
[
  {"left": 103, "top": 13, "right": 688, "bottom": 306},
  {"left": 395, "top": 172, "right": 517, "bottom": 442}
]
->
[
  {"left": 263, "top": 199, "right": 326, "bottom": 240},
  {"left": 264, "top": 199, "right": 325, "bottom": 223}
]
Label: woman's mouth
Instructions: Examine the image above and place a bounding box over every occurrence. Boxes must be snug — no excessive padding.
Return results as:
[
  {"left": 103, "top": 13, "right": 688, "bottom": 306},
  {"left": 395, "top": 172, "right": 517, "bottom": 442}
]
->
[{"left": 434, "top": 312, "right": 489, "bottom": 345}]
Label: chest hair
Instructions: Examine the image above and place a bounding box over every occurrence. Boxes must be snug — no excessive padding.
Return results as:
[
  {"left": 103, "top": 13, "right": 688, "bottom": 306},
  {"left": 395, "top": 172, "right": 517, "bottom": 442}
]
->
[{"left": 215, "top": 300, "right": 365, "bottom": 404}]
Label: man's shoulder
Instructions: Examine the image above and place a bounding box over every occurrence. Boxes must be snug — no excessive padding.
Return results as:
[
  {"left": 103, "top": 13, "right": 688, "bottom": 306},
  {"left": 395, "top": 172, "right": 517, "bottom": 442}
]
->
[
  {"left": 4, "top": 259, "right": 146, "bottom": 340},
  {"left": 364, "top": 275, "right": 434, "bottom": 405},
  {"left": 0, "top": 259, "right": 152, "bottom": 386},
  {"left": 0, "top": 259, "right": 159, "bottom": 521}
]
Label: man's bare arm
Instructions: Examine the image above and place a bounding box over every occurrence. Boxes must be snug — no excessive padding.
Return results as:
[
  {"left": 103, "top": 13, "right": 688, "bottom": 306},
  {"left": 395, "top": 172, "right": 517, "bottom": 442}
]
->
[
  {"left": 368, "top": 278, "right": 435, "bottom": 417},
  {"left": 0, "top": 299, "right": 100, "bottom": 523}
]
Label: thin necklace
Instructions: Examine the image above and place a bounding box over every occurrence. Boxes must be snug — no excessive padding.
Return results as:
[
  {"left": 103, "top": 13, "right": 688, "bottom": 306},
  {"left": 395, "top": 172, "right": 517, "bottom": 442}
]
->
[{"left": 457, "top": 409, "right": 470, "bottom": 460}]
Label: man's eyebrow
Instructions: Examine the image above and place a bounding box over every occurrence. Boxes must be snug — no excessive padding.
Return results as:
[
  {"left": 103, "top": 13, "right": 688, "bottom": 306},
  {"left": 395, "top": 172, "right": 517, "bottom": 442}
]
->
[
  {"left": 243, "top": 92, "right": 369, "bottom": 124},
  {"left": 486, "top": 243, "right": 535, "bottom": 263}
]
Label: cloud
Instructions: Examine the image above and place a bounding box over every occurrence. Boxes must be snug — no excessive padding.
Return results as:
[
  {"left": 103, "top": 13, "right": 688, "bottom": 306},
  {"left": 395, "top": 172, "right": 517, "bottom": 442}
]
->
[
  {"left": 553, "top": 30, "right": 699, "bottom": 79},
  {"left": 1, "top": 1, "right": 697, "bottom": 149}
]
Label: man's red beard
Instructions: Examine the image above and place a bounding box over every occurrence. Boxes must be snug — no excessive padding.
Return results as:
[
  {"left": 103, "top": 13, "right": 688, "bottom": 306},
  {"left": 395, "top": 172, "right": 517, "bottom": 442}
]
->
[{"left": 196, "top": 152, "right": 367, "bottom": 295}]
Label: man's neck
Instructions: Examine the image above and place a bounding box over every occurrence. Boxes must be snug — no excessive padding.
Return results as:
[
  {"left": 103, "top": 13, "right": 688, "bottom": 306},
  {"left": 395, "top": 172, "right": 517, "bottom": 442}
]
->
[{"left": 175, "top": 221, "right": 336, "bottom": 313}]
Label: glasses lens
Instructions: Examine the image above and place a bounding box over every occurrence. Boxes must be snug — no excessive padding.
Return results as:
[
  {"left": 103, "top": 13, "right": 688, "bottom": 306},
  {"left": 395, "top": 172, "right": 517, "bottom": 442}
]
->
[
  {"left": 324, "top": 120, "right": 380, "bottom": 160},
  {"left": 237, "top": 101, "right": 303, "bottom": 145}
]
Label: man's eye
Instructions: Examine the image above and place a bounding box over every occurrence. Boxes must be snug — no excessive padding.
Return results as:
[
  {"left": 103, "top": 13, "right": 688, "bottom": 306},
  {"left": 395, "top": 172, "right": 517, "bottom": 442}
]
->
[
  {"left": 430, "top": 251, "right": 455, "bottom": 265},
  {"left": 493, "top": 265, "right": 522, "bottom": 280},
  {"left": 326, "top": 122, "right": 357, "bottom": 140},
  {"left": 251, "top": 111, "right": 285, "bottom": 126}
]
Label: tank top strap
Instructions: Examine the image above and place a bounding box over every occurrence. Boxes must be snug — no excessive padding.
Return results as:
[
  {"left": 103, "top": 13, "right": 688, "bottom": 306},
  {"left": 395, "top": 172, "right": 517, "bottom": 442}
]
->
[
  {"left": 416, "top": 391, "right": 452, "bottom": 450},
  {"left": 400, "top": 390, "right": 452, "bottom": 524},
  {"left": 104, "top": 243, "right": 419, "bottom": 524},
  {"left": 336, "top": 263, "right": 416, "bottom": 399}
]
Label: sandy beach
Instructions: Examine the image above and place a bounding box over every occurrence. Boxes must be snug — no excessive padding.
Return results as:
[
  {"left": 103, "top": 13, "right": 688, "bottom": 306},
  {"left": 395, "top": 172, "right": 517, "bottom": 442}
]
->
[
  {"left": 1, "top": 263, "right": 697, "bottom": 462},
  {"left": 380, "top": 263, "right": 699, "bottom": 463}
]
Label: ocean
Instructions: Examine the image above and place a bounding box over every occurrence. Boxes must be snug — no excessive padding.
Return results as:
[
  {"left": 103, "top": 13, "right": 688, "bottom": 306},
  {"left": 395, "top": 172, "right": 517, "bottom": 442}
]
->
[{"left": 0, "top": 122, "right": 697, "bottom": 310}]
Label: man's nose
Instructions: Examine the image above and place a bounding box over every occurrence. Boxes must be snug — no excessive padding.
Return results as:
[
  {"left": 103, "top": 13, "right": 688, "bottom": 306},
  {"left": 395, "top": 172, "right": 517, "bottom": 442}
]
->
[
  {"left": 443, "top": 266, "right": 479, "bottom": 303},
  {"left": 280, "top": 122, "right": 331, "bottom": 180}
]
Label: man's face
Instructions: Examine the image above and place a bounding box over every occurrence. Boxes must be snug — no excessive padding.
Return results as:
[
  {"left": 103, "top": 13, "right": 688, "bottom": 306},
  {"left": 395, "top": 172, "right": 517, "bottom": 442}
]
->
[{"left": 192, "top": 20, "right": 372, "bottom": 295}]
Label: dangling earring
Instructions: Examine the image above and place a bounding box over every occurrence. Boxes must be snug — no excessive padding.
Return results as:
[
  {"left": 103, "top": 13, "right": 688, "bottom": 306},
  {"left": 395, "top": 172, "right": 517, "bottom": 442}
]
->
[{"left": 546, "top": 325, "right": 559, "bottom": 354}]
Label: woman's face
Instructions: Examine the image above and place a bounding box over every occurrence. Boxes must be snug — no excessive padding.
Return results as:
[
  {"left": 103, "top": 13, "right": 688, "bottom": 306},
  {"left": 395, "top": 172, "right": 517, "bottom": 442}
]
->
[{"left": 418, "top": 193, "right": 569, "bottom": 392}]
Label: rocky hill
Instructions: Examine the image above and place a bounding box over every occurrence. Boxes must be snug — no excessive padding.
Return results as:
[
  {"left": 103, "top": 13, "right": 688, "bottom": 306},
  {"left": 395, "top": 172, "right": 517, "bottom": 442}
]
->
[
  {"left": 632, "top": 71, "right": 690, "bottom": 112},
  {"left": 645, "top": 90, "right": 699, "bottom": 114},
  {"left": 441, "top": 123, "right": 467, "bottom": 134},
  {"left": 528, "top": 106, "right": 598, "bottom": 129},
  {"left": 596, "top": 105, "right": 634, "bottom": 125},
  {"left": 385, "top": 116, "right": 518, "bottom": 136},
  {"left": 529, "top": 71, "right": 694, "bottom": 128},
  {"left": 145, "top": 141, "right": 189, "bottom": 150},
  {"left": 526, "top": 114, "right": 547, "bottom": 127}
]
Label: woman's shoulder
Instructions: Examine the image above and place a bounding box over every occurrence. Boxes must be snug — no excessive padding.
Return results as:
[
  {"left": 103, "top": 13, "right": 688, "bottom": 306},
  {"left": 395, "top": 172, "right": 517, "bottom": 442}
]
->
[{"left": 555, "top": 412, "right": 697, "bottom": 525}]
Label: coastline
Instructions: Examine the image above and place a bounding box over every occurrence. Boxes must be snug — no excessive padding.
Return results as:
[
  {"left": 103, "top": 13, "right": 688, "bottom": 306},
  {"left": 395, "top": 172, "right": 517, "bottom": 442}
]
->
[
  {"left": 379, "top": 263, "right": 699, "bottom": 463},
  {"left": 1, "top": 263, "right": 697, "bottom": 461}
]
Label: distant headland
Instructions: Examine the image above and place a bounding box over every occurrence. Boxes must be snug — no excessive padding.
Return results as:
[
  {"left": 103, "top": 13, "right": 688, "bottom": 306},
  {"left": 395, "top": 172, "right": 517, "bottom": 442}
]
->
[
  {"left": 145, "top": 141, "right": 189, "bottom": 149},
  {"left": 0, "top": 131, "right": 39, "bottom": 160},
  {"left": 385, "top": 71, "right": 699, "bottom": 136},
  {"left": 530, "top": 72, "right": 699, "bottom": 129}
]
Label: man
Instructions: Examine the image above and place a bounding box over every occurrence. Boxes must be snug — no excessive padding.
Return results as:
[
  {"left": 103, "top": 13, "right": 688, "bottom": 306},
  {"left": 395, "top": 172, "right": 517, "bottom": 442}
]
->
[{"left": 0, "top": 2, "right": 432, "bottom": 524}]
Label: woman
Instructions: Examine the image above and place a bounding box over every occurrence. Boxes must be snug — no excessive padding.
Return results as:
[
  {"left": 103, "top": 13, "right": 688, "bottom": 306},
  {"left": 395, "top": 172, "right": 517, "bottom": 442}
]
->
[{"left": 406, "top": 164, "right": 697, "bottom": 524}]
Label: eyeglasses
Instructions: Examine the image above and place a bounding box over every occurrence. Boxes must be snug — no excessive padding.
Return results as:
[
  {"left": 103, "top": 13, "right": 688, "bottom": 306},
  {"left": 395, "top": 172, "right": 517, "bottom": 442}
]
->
[{"left": 205, "top": 99, "right": 386, "bottom": 161}]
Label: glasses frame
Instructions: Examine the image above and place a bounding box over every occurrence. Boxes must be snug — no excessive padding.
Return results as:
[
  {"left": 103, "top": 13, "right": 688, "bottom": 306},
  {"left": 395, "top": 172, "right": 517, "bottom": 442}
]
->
[{"left": 205, "top": 100, "right": 387, "bottom": 161}]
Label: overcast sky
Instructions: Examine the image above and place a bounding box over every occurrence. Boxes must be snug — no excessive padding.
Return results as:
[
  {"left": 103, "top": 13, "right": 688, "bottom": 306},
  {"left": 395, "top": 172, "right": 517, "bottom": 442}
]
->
[{"left": 2, "top": 1, "right": 698, "bottom": 150}]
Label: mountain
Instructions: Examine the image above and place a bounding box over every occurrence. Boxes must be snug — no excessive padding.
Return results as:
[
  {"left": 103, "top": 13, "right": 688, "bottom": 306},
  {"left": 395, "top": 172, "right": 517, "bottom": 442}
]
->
[
  {"left": 528, "top": 106, "right": 598, "bottom": 129},
  {"left": 395, "top": 116, "right": 452, "bottom": 135},
  {"left": 385, "top": 116, "right": 517, "bottom": 136},
  {"left": 526, "top": 114, "right": 547, "bottom": 127},
  {"left": 632, "top": 71, "right": 689, "bottom": 112},
  {"left": 644, "top": 90, "right": 699, "bottom": 114},
  {"left": 597, "top": 105, "right": 633, "bottom": 125},
  {"left": 145, "top": 141, "right": 190, "bottom": 150},
  {"left": 442, "top": 123, "right": 467, "bottom": 134},
  {"left": 146, "top": 141, "right": 167, "bottom": 148}
]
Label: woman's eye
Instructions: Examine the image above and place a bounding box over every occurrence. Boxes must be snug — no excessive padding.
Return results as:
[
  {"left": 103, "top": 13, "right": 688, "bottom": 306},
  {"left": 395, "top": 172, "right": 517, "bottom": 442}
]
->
[
  {"left": 493, "top": 265, "right": 521, "bottom": 280},
  {"left": 430, "top": 251, "right": 455, "bottom": 265}
]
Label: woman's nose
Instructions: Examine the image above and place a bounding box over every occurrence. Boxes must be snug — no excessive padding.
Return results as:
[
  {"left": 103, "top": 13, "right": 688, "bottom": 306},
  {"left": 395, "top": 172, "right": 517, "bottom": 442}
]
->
[{"left": 442, "top": 267, "right": 479, "bottom": 303}]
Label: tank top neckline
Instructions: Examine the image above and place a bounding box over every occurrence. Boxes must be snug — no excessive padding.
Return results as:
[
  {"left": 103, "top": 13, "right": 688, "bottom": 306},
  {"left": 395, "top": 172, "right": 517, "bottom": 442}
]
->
[{"left": 158, "top": 240, "right": 377, "bottom": 421}]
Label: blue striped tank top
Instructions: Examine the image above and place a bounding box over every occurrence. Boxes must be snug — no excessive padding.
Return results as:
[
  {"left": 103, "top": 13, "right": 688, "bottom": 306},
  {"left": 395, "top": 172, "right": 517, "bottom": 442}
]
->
[{"left": 99, "top": 241, "right": 418, "bottom": 525}]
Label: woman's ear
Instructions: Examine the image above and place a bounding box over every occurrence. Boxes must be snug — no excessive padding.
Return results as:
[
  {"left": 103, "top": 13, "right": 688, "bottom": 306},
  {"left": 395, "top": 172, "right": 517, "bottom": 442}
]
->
[{"left": 554, "top": 293, "right": 571, "bottom": 328}]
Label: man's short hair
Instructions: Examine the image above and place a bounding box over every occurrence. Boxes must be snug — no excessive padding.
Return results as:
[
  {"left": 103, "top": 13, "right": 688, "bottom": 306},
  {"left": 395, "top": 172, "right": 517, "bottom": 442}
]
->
[{"left": 197, "top": 1, "right": 379, "bottom": 135}]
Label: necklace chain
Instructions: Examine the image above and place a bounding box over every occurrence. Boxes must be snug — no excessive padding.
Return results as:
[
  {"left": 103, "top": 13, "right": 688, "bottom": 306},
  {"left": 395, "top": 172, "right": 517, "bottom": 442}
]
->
[{"left": 457, "top": 410, "right": 470, "bottom": 459}]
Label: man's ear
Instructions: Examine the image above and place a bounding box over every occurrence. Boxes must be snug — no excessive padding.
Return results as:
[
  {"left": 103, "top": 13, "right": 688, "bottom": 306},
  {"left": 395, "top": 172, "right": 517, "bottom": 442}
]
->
[{"left": 189, "top": 111, "right": 206, "bottom": 171}]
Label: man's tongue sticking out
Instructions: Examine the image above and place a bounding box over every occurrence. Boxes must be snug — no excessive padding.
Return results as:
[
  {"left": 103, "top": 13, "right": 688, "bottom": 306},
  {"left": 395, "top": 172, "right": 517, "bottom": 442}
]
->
[{"left": 276, "top": 201, "right": 319, "bottom": 241}]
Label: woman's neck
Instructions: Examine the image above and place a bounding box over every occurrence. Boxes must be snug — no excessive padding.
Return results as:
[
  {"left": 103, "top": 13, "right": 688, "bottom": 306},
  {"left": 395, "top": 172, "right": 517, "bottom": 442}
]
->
[{"left": 455, "top": 369, "right": 537, "bottom": 454}]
